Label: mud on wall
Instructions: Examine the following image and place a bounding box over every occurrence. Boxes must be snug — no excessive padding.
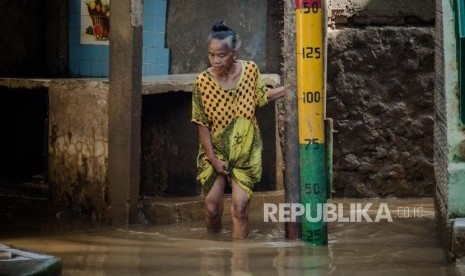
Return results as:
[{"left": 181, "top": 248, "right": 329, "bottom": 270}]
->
[
  {"left": 327, "top": 27, "right": 435, "bottom": 197},
  {"left": 48, "top": 82, "right": 109, "bottom": 221}
]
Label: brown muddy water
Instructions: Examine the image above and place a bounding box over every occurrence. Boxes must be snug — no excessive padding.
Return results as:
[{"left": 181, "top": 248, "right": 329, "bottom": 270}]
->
[{"left": 1, "top": 198, "right": 465, "bottom": 275}]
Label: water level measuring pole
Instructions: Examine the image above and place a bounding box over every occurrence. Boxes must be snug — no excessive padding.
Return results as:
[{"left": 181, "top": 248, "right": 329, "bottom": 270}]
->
[{"left": 295, "top": 0, "right": 328, "bottom": 246}]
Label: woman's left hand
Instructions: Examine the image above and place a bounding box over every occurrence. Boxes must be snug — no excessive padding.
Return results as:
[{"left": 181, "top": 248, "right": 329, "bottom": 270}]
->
[{"left": 268, "top": 86, "right": 286, "bottom": 101}]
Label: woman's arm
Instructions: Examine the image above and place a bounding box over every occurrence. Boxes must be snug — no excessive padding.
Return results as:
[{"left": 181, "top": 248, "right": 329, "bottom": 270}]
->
[
  {"left": 267, "top": 86, "right": 286, "bottom": 101},
  {"left": 198, "top": 125, "right": 229, "bottom": 175}
]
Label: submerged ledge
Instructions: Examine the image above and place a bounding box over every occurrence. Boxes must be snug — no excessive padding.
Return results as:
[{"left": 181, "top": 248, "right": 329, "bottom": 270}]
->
[
  {"left": 139, "top": 192, "right": 435, "bottom": 225},
  {"left": 0, "top": 74, "right": 281, "bottom": 94}
]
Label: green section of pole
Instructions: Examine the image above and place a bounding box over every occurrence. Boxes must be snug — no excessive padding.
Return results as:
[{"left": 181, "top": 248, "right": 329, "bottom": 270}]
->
[
  {"left": 300, "top": 143, "right": 328, "bottom": 245},
  {"left": 325, "top": 118, "right": 334, "bottom": 199}
]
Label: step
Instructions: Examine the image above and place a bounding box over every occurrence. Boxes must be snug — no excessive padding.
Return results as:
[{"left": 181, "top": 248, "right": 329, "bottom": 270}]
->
[{"left": 138, "top": 190, "right": 285, "bottom": 225}]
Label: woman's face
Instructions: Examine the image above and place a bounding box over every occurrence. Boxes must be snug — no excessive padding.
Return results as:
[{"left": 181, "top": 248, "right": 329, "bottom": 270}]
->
[{"left": 208, "top": 38, "right": 236, "bottom": 75}]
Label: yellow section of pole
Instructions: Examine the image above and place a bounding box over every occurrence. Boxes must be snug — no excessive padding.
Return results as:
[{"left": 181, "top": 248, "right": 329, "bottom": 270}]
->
[{"left": 295, "top": 1, "right": 325, "bottom": 144}]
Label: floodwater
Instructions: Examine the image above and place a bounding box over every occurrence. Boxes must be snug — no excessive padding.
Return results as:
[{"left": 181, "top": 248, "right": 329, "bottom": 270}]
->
[{"left": 1, "top": 198, "right": 465, "bottom": 275}]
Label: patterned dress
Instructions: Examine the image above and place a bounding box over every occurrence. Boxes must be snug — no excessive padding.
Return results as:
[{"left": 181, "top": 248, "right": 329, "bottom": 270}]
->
[{"left": 191, "top": 60, "right": 270, "bottom": 198}]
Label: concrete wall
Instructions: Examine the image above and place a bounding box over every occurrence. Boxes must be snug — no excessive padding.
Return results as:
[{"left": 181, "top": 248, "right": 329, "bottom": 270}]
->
[
  {"left": 48, "top": 81, "right": 109, "bottom": 221},
  {"left": 327, "top": 27, "right": 435, "bottom": 197},
  {"left": 322, "top": 0, "right": 436, "bottom": 197}
]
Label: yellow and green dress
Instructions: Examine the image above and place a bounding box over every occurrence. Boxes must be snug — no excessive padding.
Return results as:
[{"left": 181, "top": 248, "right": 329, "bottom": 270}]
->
[{"left": 191, "top": 60, "right": 270, "bottom": 198}]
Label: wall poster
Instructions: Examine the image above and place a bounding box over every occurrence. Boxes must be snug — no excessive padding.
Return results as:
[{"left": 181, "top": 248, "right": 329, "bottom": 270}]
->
[{"left": 80, "top": 0, "right": 110, "bottom": 45}]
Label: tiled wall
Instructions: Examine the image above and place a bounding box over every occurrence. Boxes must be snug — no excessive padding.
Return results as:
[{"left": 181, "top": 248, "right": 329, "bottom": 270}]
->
[
  {"left": 143, "top": 0, "right": 170, "bottom": 76},
  {"left": 69, "top": 0, "right": 169, "bottom": 77}
]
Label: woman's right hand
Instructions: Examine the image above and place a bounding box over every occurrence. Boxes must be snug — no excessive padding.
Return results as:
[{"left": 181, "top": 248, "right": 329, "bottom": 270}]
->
[
  {"left": 197, "top": 125, "right": 229, "bottom": 175},
  {"left": 208, "top": 156, "right": 230, "bottom": 176}
]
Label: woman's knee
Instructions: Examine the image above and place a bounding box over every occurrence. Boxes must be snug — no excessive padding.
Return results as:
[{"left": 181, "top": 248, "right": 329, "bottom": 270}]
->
[
  {"left": 205, "top": 200, "right": 223, "bottom": 218},
  {"left": 231, "top": 201, "right": 249, "bottom": 221}
]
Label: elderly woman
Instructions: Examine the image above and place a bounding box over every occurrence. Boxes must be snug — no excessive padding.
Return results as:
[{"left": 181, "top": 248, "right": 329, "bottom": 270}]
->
[{"left": 191, "top": 21, "right": 285, "bottom": 239}]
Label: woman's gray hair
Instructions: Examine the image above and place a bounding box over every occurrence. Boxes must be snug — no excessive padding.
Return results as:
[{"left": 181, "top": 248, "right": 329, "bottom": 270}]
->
[{"left": 207, "top": 21, "right": 242, "bottom": 51}]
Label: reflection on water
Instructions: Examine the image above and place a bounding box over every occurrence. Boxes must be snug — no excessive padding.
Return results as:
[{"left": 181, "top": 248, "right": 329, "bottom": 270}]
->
[{"left": 1, "top": 199, "right": 465, "bottom": 275}]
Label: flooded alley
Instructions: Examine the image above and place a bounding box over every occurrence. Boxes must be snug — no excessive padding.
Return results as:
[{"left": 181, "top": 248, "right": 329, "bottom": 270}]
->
[{"left": 2, "top": 197, "right": 464, "bottom": 275}]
